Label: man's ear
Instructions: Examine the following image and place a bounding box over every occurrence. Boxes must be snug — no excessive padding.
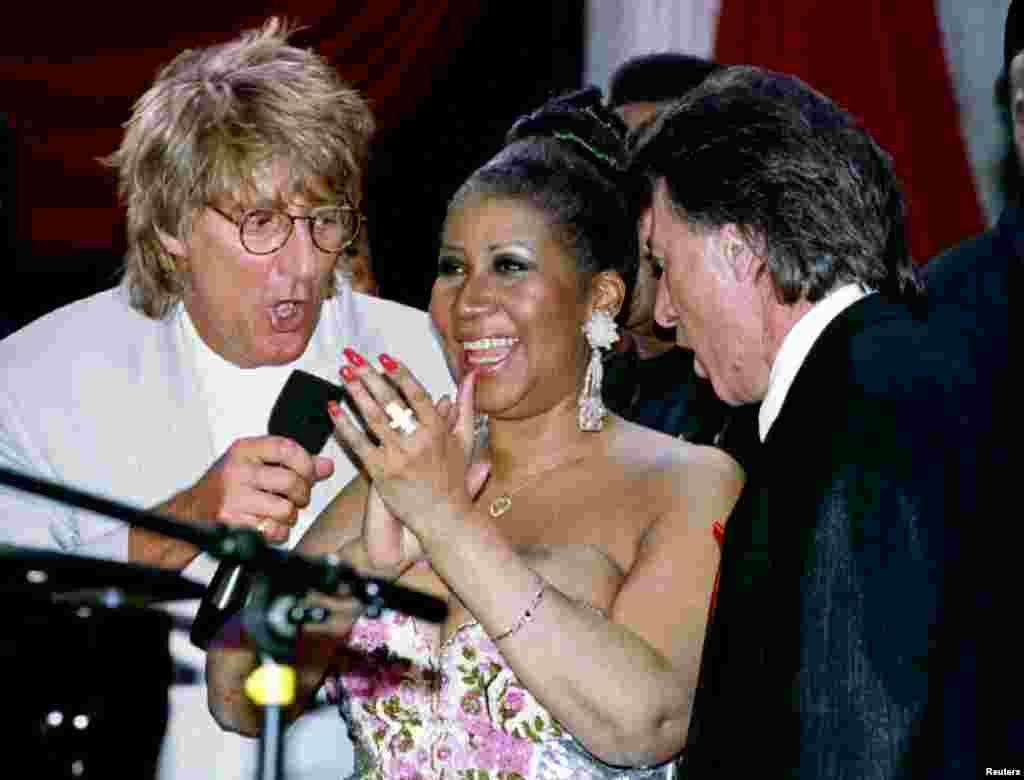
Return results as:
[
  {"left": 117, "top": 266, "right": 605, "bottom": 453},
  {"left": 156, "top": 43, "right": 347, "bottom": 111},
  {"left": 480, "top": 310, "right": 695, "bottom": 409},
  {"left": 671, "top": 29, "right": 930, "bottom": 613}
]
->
[
  {"left": 588, "top": 270, "right": 626, "bottom": 320},
  {"left": 719, "top": 224, "right": 763, "bottom": 283}
]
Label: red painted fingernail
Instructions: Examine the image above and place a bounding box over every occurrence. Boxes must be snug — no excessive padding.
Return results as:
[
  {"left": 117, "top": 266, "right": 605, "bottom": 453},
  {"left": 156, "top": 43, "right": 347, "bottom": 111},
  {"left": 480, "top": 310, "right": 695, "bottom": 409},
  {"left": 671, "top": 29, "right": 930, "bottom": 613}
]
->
[
  {"left": 379, "top": 353, "right": 398, "bottom": 371},
  {"left": 343, "top": 348, "right": 366, "bottom": 367},
  {"left": 340, "top": 366, "right": 356, "bottom": 382},
  {"left": 327, "top": 400, "right": 340, "bottom": 417},
  {"left": 713, "top": 520, "right": 725, "bottom": 545}
]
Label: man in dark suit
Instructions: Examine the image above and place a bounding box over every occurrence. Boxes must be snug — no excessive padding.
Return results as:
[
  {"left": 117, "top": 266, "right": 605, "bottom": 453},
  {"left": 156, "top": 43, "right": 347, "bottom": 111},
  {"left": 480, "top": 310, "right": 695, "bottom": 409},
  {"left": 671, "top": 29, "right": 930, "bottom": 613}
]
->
[
  {"left": 633, "top": 65, "right": 984, "bottom": 777},
  {"left": 914, "top": 1, "right": 1018, "bottom": 770}
]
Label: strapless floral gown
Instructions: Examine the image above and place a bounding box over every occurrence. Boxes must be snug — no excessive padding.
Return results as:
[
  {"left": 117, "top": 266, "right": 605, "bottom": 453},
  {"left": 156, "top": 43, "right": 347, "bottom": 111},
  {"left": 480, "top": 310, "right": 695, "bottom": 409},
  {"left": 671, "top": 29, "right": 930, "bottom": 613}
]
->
[{"left": 328, "top": 608, "right": 681, "bottom": 780}]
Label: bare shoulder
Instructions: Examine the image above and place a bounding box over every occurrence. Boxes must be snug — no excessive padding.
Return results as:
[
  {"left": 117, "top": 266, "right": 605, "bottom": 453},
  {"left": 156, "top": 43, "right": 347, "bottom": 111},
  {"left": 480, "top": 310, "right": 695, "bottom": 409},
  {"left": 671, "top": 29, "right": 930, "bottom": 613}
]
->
[
  {"left": 607, "top": 416, "right": 743, "bottom": 481},
  {"left": 605, "top": 417, "right": 745, "bottom": 528}
]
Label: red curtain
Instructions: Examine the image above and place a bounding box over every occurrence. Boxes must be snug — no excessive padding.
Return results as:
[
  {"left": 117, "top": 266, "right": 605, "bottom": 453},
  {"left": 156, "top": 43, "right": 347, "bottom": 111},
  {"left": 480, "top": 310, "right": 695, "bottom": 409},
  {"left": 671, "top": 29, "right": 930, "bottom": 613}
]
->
[
  {"left": 0, "top": 2, "right": 488, "bottom": 258},
  {"left": 714, "top": 1, "right": 984, "bottom": 264}
]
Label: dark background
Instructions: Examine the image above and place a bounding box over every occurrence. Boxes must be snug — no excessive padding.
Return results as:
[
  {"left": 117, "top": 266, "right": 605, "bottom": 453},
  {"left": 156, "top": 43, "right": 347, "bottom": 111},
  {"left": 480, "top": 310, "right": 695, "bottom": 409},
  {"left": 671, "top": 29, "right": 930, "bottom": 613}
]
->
[
  {"left": 367, "top": 3, "right": 584, "bottom": 310},
  {"left": 0, "top": 2, "right": 585, "bottom": 337}
]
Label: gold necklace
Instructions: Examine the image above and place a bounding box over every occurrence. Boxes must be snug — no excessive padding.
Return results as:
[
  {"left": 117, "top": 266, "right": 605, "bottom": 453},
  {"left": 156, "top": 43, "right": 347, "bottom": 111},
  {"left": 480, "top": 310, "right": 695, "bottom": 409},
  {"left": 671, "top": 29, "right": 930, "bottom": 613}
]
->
[{"left": 487, "top": 453, "right": 588, "bottom": 518}]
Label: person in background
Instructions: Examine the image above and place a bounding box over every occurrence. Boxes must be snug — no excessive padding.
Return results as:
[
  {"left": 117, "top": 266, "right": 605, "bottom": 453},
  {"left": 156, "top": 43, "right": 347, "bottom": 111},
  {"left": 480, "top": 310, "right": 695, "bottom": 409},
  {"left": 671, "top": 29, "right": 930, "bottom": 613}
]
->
[
  {"left": 633, "top": 65, "right": 977, "bottom": 777},
  {"left": 0, "top": 18, "right": 452, "bottom": 779},
  {"left": 608, "top": 51, "right": 721, "bottom": 131},
  {"left": 207, "top": 87, "right": 744, "bottom": 777},
  {"left": 602, "top": 52, "right": 758, "bottom": 471},
  {"left": 914, "top": 0, "right": 1017, "bottom": 769},
  {"left": 343, "top": 212, "right": 379, "bottom": 295}
]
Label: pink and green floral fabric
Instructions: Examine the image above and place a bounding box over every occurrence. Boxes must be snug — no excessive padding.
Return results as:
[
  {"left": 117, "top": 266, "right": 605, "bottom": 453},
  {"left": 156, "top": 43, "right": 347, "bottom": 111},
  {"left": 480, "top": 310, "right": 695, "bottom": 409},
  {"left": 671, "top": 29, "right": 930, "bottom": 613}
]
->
[{"left": 329, "top": 608, "right": 680, "bottom": 780}]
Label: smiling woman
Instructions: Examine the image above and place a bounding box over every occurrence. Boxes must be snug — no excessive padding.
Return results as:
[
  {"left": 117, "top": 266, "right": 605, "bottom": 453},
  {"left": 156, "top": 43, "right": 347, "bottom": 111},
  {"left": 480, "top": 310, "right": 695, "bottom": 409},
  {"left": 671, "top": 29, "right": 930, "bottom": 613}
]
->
[
  {"left": 324, "top": 88, "right": 743, "bottom": 772},
  {"left": 209, "top": 87, "right": 745, "bottom": 776},
  {"left": 432, "top": 194, "right": 593, "bottom": 418},
  {"left": 430, "top": 90, "right": 641, "bottom": 423}
]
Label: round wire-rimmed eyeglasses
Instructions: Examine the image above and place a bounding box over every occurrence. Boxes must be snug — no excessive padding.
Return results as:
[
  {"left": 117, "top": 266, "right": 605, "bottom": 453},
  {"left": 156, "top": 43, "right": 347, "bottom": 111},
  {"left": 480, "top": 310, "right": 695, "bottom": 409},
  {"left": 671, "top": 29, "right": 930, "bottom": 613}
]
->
[{"left": 207, "top": 202, "right": 361, "bottom": 255}]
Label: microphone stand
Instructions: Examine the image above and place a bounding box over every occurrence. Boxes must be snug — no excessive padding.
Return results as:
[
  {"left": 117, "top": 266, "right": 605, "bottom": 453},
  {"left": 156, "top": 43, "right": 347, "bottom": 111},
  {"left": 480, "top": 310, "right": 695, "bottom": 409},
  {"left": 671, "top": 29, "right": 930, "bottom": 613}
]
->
[
  {"left": 0, "top": 465, "right": 447, "bottom": 780},
  {"left": 241, "top": 578, "right": 313, "bottom": 780}
]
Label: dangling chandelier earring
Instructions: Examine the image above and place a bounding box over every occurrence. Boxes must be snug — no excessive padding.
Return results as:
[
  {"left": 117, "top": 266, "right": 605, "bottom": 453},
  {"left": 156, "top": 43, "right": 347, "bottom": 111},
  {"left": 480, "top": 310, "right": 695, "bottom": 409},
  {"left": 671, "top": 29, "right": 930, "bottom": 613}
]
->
[{"left": 578, "top": 309, "right": 619, "bottom": 431}]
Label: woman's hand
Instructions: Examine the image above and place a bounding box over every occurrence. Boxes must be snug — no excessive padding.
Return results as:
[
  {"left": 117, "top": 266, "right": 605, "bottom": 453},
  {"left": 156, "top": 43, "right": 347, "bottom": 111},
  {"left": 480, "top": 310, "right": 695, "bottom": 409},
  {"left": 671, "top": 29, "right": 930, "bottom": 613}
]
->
[
  {"left": 205, "top": 621, "right": 265, "bottom": 737},
  {"left": 443, "top": 369, "right": 493, "bottom": 502},
  {"left": 360, "top": 386, "right": 475, "bottom": 571},
  {"left": 206, "top": 608, "right": 350, "bottom": 735},
  {"left": 362, "top": 480, "right": 416, "bottom": 570},
  {"left": 330, "top": 351, "right": 489, "bottom": 548}
]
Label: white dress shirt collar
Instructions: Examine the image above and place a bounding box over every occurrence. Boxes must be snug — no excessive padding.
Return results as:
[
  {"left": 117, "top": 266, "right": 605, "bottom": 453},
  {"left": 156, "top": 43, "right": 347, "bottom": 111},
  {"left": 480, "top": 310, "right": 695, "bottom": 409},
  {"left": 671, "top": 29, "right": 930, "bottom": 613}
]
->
[{"left": 758, "top": 283, "right": 873, "bottom": 441}]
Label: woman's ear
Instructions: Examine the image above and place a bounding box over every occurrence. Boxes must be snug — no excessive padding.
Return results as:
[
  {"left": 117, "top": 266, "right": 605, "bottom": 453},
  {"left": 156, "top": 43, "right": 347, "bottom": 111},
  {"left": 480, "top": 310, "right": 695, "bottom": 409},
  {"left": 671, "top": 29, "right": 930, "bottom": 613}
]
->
[{"left": 588, "top": 270, "right": 627, "bottom": 320}]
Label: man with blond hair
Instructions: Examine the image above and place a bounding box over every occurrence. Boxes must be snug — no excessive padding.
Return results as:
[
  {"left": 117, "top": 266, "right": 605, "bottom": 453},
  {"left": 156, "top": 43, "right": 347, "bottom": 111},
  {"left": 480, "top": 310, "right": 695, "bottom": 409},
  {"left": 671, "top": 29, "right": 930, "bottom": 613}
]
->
[{"left": 0, "top": 19, "right": 452, "bottom": 778}]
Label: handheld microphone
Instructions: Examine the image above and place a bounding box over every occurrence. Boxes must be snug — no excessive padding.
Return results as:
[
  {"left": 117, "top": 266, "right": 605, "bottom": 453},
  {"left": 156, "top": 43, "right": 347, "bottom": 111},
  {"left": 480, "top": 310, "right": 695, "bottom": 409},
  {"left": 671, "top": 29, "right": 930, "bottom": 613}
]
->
[{"left": 189, "top": 370, "right": 355, "bottom": 650}]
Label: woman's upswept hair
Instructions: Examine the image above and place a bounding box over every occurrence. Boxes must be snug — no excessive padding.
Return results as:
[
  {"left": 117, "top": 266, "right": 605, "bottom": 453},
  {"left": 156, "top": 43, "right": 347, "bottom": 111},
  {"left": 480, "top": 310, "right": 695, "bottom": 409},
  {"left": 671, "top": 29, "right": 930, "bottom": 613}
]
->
[
  {"left": 632, "top": 65, "right": 921, "bottom": 305},
  {"left": 104, "top": 17, "right": 374, "bottom": 318},
  {"left": 449, "top": 87, "right": 641, "bottom": 323}
]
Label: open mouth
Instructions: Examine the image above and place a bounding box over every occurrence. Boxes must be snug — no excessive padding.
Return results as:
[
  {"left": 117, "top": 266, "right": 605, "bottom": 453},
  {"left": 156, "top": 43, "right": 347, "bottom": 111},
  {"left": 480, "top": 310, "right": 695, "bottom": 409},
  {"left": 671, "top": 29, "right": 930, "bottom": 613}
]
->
[
  {"left": 269, "top": 300, "right": 306, "bottom": 333},
  {"left": 462, "top": 336, "right": 520, "bottom": 373}
]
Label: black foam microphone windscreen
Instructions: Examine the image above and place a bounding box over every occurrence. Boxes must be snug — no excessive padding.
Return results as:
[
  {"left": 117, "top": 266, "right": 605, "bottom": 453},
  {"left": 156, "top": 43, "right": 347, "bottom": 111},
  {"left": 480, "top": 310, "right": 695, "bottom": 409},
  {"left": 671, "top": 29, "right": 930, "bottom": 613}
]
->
[
  {"left": 267, "top": 370, "right": 351, "bottom": 453},
  {"left": 189, "top": 370, "right": 355, "bottom": 650}
]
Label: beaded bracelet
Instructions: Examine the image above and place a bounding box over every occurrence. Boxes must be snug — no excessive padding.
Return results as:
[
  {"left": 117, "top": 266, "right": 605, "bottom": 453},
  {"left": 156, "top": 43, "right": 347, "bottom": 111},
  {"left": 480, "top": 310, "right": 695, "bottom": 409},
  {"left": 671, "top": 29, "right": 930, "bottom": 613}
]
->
[{"left": 493, "top": 571, "right": 547, "bottom": 642}]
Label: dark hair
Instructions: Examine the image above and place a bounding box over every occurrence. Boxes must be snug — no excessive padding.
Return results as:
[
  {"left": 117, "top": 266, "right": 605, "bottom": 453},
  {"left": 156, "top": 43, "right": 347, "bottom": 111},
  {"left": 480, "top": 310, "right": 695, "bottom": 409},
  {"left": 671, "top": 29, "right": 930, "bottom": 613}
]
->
[
  {"left": 449, "top": 87, "right": 641, "bottom": 322},
  {"left": 608, "top": 52, "right": 722, "bottom": 108},
  {"left": 1006, "top": 0, "right": 1024, "bottom": 81},
  {"left": 632, "top": 65, "right": 921, "bottom": 305}
]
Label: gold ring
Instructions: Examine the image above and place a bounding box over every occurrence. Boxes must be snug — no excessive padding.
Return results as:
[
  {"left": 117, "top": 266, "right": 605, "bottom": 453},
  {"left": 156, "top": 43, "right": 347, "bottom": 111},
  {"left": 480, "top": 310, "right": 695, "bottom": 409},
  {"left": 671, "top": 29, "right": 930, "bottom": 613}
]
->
[{"left": 257, "top": 520, "right": 272, "bottom": 534}]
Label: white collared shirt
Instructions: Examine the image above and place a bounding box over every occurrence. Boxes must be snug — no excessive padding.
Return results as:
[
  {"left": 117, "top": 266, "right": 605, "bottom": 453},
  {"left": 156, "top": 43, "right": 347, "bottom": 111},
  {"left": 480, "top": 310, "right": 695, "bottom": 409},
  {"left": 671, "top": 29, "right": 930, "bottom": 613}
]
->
[{"left": 758, "top": 283, "right": 874, "bottom": 441}]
